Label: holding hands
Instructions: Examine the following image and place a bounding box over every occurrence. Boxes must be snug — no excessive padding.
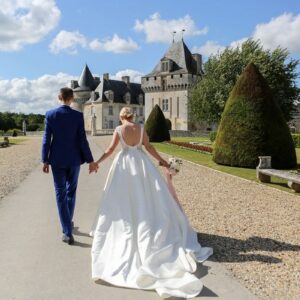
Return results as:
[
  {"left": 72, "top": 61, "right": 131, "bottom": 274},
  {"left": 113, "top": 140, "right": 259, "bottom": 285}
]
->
[{"left": 89, "top": 162, "right": 99, "bottom": 174}]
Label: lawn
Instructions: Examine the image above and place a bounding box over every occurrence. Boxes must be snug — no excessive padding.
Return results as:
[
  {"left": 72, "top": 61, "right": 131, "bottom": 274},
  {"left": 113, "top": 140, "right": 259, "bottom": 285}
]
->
[{"left": 153, "top": 141, "right": 300, "bottom": 195}]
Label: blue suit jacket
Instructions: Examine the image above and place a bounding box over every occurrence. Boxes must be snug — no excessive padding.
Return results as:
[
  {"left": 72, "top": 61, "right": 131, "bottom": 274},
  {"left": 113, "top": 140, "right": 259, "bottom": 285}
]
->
[{"left": 42, "top": 105, "right": 93, "bottom": 167}]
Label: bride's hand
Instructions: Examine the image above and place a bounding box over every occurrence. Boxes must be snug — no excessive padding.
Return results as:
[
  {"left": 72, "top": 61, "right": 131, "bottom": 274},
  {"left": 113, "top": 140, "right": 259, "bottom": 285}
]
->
[{"left": 159, "top": 159, "right": 170, "bottom": 168}]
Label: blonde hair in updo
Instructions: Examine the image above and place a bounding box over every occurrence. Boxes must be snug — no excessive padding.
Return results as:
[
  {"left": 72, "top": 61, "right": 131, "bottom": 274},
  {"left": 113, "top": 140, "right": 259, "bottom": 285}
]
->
[{"left": 120, "top": 107, "right": 134, "bottom": 120}]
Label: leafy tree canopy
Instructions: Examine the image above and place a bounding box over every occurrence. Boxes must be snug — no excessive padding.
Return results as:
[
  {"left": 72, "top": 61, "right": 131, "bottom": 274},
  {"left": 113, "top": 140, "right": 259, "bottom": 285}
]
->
[{"left": 190, "top": 39, "right": 300, "bottom": 124}]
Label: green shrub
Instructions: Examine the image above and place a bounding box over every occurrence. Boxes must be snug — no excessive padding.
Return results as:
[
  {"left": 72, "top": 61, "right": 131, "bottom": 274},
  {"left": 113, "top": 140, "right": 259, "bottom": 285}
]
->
[
  {"left": 291, "top": 134, "right": 300, "bottom": 148},
  {"left": 5, "top": 129, "right": 23, "bottom": 137},
  {"left": 145, "top": 104, "right": 170, "bottom": 142},
  {"left": 165, "top": 118, "right": 172, "bottom": 130},
  {"left": 209, "top": 131, "right": 217, "bottom": 142},
  {"left": 213, "top": 63, "right": 296, "bottom": 169}
]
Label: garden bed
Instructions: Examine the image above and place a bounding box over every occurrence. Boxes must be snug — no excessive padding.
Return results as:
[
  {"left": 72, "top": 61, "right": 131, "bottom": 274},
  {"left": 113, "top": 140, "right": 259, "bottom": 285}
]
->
[{"left": 166, "top": 140, "right": 213, "bottom": 154}]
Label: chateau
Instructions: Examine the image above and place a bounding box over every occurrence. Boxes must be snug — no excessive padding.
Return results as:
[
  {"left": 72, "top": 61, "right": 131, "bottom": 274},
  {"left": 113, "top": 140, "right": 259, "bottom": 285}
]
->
[
  {"left": 70, "top": 39, "right": 203, "bottom": 133},
  {"left": 141, "top": 39, "right": 203, "bottom": 131},
  {"left": 71, "top": 65, "right": 144, "bottom": 134}
]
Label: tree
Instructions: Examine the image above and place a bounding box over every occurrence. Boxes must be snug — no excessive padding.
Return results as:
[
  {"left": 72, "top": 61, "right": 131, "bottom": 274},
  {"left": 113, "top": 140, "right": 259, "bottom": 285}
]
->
[
  {"left": 213, "top": 63, "right": 296, "bottom": 169},
  {"left": 145, "top": 105, "right": 170, "bottom": 142},
  {"left": 190, "top": 39, "right": 299, "bottom": 124}
]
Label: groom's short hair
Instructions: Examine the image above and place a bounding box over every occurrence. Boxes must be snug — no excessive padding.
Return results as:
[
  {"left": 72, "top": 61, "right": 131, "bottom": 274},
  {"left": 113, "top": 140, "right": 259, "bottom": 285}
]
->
[{"left": 60, "top": 87, "right": 74, "bottom": 101}]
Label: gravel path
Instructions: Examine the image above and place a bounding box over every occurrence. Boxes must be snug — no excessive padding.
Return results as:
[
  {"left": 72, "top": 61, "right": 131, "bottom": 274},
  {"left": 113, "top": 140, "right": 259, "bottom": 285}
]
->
[
  {"left": 1, "top": 135, "right": 299, "bottom": 299},
  {"left": 93, "top": 136, "right": 300, "bottom": 300},
  {"left": 0, "top": 137, "right": 42, "bottom": 200}
]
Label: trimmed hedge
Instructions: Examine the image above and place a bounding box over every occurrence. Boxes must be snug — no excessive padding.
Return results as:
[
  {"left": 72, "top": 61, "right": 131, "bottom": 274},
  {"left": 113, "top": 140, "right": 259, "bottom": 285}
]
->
[
  {"left": 292, "top": 134, "right": 300, "bottom": 148},
  {"left": 145, "top": 104, "right": 170, "bottom": 142},
  {"left": 209, "top": 131, "right": 217, "bottom": 142},
  {"left": 213, "top": 63, "right": 296, "bottom": 169}
]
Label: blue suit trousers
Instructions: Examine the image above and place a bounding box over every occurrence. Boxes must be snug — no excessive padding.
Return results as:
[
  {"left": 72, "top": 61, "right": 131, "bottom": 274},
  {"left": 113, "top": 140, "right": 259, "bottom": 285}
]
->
[{"left": 51, "top": 166, "right": 80, "bottom": 237}]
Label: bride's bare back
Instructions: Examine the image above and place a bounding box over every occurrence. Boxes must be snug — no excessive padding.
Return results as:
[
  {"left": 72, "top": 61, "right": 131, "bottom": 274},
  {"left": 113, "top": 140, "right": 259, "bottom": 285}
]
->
[{"left": 120, "top": 123, "right": 142, "bottom": 146}]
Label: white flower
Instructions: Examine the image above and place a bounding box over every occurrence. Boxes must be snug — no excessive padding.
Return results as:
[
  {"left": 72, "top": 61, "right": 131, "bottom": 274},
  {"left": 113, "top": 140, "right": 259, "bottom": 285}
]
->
[{"left": 168, "top": 157, "right": 183, "bottom": 175}]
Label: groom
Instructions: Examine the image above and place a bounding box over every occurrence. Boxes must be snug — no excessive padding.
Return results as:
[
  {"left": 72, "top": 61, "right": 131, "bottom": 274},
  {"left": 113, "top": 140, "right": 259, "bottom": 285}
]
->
[{"left": 42, "top": 87, "right": 98, "bottom": 245}]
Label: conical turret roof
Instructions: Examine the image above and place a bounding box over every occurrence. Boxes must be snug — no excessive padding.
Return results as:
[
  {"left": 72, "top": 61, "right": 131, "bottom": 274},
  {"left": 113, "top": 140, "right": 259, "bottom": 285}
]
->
[{"left": 74, "top": 64, "right": 96, "bottom": 91}]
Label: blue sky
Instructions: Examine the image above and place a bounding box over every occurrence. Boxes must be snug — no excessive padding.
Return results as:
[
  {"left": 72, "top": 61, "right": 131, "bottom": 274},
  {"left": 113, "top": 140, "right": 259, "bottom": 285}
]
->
[{"left": 0, "top": 0, "right": 299, "bottom": 113}]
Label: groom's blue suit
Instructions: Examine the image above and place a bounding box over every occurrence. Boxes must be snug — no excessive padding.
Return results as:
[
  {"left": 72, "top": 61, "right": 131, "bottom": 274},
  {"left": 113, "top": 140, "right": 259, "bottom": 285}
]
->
[{"left": 42, "top": 105, "right": 93, "bottom": 237}]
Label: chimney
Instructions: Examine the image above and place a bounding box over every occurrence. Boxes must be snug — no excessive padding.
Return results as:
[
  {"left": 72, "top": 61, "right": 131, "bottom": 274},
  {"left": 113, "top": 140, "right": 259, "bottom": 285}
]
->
[
  {"left": 103, "top": 73, "right": 109, "bottom": 80},
  {"left": 122, "top": 76, "right": 130, "bottom": 85},
  {"left": 192, "top": 53, "right": 203, "bottom": 74},
  {"left": 71, "top": 80, "right": 79, "bottom": 89}
]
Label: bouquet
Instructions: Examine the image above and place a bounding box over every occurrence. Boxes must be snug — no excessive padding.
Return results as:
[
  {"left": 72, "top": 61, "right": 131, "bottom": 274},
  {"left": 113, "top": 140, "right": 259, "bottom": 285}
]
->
[{"left": 168, "top": 157, "right": 183, "bottom": 175}]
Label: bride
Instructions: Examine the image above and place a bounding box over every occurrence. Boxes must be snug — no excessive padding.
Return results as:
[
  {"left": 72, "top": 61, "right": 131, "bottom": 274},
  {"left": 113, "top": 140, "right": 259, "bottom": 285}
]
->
[{"left": 91, "top": 107, "right": 213, "bottom": 298}]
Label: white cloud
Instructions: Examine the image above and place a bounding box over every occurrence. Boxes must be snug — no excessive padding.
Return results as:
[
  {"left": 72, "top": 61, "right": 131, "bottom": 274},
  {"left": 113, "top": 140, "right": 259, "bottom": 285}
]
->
[
  {"left": 192, "top": 41, "right": 225, "bottom": 57},
  {"left": 49, "top": 30, "right": 87, "bottom": 54},
  {"left": 0, "top": 0, "right": 60, "bottom": 51},
  {"left": 50, "top": 31, "right": 139, "bottom": 54},
  {"left": 134, "top": 12, "right": 208, "bottom": 43},
  {"left": 252, "top": 13, "right": 300, "bottom": 54},
  {"left": 89, "top": 34, "right": 139, "bottom": 53},
  {"left": 229, "top": 38, "right": 248, "bottom": 49},
  {"left": 110, "top": 69, "right": 144, "bottom": 83},
  {"left": 193, "top": 13, "right": 300, "bottom": 58},
  {"left": 0, "top": 69, "right": 145, "bottom": 113},
  {"left": 0, "top": 73, "right": 74, "bottom": 114}
]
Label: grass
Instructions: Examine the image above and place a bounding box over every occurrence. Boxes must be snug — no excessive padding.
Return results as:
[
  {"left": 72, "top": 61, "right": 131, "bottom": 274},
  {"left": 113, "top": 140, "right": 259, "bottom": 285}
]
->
[
  {"left": 172, "top": 136, "right": 211, "bottom": 144},
  {"left": 153, "top": 141, "right": 300, "bottom": 195}
]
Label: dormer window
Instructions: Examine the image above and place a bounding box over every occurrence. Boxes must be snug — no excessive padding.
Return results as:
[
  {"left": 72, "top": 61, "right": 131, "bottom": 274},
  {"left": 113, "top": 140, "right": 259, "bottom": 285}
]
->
[
  {"left": 161, "top": 59, "right": 173, "bottom": 72},
  {"left": 161, "top": 61, "right": 168, "bottom": 72},
  {"left": 138, "top": 94, "right": 144, "bottom": 105},
  {"left": 104, "top": 90, "right": 114, "bottom": 102},
  {"left": 124, "top": 92, "right": 131, "bottom": 104}
]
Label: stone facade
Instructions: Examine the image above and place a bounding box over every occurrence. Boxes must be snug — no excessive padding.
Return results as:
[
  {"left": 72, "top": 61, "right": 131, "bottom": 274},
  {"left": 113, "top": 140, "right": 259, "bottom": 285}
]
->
[
  {"left": 141, "top": 40, "right": 203, "bottom": 131},
  {"left": 70, "top": 65, "right": 144, "bottom": 133}
]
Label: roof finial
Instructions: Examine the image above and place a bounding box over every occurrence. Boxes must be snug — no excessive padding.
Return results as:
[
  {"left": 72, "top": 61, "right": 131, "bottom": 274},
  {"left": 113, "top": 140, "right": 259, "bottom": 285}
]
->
[
  {"left": 172, "top": 31, "right": 176, "bottom": 43},
  {"left": 181, "top": 29, "right": 185, "bottom": 40}
]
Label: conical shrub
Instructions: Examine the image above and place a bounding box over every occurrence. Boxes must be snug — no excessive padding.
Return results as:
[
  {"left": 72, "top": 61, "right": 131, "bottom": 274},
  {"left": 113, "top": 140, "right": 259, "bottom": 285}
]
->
[
  {"left": 213, "top": 63, "right": 296, "bottom": 168},
  {"left": 145, "top": 104, "right": 170, "bottom": 142}
]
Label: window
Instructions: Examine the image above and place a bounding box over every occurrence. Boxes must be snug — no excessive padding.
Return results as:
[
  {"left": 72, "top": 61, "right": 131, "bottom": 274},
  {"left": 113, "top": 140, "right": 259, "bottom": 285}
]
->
[
  {"left": 138, "top": 94, "right": 144, "bottom": 105},
  {"left": 91, "top": 106, "right": 95, "bottom": 116},
  {"left": 177, "top": 97, "right": 179, "bottom": 117},
  {"left": 139, "top": 107, "right": 143, "bottom": 116},
  {"left": 108, "top": 120, "right": 114, "bottom": 129},
  {"left": 133, "top": 107, "right": 137, "bottom": 115},
  {"left": 180, "top": 74, "right": 183, "bottom": 78},
  {"left": 146, "top": 77, "right": 149, "bottom": 81},
  {"left": 108, "top": 105, "right": 113, "bottom": 116},
  {"left": 152, "top": 98, "right": 154, "bottom": 108},
  {"left": 124, "top": 92, "right": 131, "bottom": 104},
  {"left": 162, "top": 99, "right": 169, "bottom": 112},
  {"left": 171, "top": 75, "right": 173, "bottom": 79},
  {"left": 104, "top": 90, "right": 114, "bottom": 102}
]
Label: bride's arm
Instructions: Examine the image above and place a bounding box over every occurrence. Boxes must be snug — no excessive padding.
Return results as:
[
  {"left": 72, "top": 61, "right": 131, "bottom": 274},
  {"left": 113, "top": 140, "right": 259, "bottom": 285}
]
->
[
  {"left": 142, "top": 129, "right": 169, "bottom": 168},
  {"left": 96, "top": 130, "right": 120, "bottom": 164}
]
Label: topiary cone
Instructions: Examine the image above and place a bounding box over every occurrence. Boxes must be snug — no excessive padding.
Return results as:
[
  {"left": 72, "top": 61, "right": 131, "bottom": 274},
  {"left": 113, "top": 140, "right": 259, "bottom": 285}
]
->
[
  {"left": 213, "top": 62, "right": 296, "bottom": 168},
  {"left": 145, "top": 104, "right": 170, "bottom": 142}
]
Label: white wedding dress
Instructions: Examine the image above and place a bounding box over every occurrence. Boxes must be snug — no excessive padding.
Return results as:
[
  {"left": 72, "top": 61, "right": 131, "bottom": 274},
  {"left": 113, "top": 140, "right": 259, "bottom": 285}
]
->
[{"left": 91, "top": 125, "right": 213, "bottom": 298}]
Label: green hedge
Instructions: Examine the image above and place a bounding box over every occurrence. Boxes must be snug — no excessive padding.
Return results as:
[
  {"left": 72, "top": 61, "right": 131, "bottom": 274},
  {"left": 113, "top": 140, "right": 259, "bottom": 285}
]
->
[
  {"left": 292, "top": 134, "right": 300, "bottom": 148},
  {"left": 5, "top": 129, "right": 23, "bottom": 136},
  {"left": 209, "top": 131, "right": 217, "bottom": 142}
]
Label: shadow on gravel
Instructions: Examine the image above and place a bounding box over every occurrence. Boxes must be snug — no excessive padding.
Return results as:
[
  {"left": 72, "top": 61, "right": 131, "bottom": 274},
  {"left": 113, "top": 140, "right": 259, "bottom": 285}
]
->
[
  {"left": 73, "top": 226, "right": 91, "bottom": 237},
  {"left": 198, "top": 232, "right": 300, "bottom": 263}
]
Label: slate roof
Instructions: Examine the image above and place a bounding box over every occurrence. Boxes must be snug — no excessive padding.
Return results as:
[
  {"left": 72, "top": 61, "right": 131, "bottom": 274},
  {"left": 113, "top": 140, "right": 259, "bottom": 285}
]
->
[
  {"left": 145, "top": 40, "right": 199, "bottom": 76},
  {"left": 94, "top": 78, "right": 144, "bottom": 105},
  {"left": 73, "top": 64, "right": 97, "bottom": 92}
]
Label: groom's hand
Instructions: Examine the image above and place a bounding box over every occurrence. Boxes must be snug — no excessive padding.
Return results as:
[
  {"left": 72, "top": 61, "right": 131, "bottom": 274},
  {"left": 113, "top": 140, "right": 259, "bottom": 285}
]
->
[
  {"left": 89, "top": 162, "right": 99, "bottom": 174},
  {"left": 42, "top": 163, "right": 49, "bottom": 174}
]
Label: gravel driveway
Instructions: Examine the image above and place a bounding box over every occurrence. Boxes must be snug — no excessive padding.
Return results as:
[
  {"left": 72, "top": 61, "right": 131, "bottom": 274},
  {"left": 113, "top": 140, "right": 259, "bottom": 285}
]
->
[
  {"left": 0, "top": 137, "right": 42, "bottom": 200},
  {"left": 1, "top": 135, "right": 299, "bottom": 300},
  {"left": 93, "top": 135, "right": 300, "bottom": 300}
]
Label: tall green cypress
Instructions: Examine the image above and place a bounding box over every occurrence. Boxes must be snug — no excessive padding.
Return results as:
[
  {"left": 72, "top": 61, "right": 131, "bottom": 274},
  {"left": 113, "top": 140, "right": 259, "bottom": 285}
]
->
[
  {"left": 145, "top": 104, "right": 170, "bottom": 142},
  {"left": 213, "top": 63, "right": 296, "bottom": 168}
]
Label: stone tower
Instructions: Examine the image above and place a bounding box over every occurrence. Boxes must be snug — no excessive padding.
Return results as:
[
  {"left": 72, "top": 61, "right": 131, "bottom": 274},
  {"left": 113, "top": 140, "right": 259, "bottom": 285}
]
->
[{"left": 141, "top": 40, "right": 203, "bottom": 130}]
